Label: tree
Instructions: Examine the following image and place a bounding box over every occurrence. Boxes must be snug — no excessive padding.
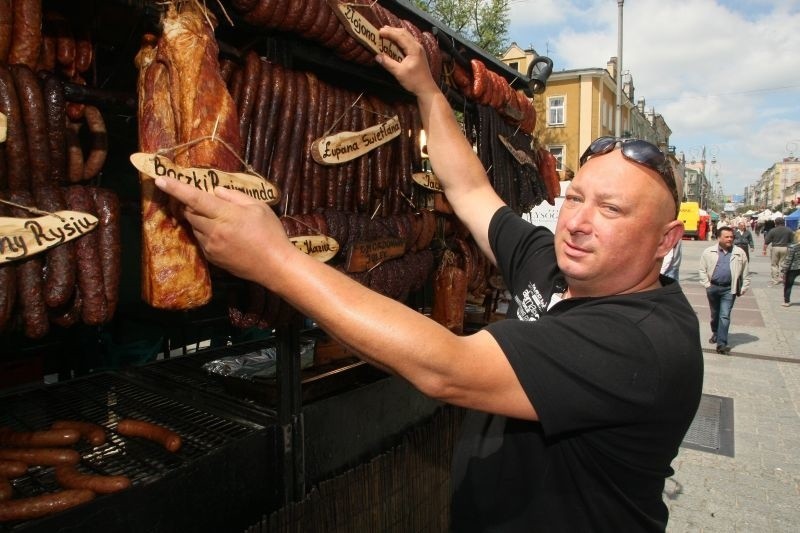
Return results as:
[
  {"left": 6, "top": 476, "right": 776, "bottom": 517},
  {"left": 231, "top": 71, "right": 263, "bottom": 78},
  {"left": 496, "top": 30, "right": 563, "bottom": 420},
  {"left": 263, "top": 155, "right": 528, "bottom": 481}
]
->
[{"left": 412, "top": 0, "right": 510, "bottom": 56}]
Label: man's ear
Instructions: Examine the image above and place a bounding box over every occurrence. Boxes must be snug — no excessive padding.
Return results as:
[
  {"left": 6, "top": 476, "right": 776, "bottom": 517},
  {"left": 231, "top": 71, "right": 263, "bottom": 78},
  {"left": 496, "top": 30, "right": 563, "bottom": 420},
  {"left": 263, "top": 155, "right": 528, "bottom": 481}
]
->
[{"left": 657, "top": 220, "right": 685, "bottom": 258}]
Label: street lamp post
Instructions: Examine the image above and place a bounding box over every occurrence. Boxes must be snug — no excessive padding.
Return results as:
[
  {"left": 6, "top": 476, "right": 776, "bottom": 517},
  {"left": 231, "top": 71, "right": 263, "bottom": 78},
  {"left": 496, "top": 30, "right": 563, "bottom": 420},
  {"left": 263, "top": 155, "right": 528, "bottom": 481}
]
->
[
  {"left": 615, "top": 0, "right": 624, "bottom": 138},
  {"left": 783, "top": 140, "right": 799, "bottom": 213}
]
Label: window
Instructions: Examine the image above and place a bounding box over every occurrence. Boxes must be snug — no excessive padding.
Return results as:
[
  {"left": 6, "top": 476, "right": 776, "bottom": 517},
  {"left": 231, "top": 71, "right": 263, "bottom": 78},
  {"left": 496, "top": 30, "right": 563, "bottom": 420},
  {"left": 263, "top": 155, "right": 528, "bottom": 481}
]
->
[
  {"left": 548, "top": 146, "right": 565, "bottom": 171},
  {"left": 509, "top": 61, "right": 519, "bottom": 72},
  {"left": 548, "top": 96, "right": 565, "bottom": 125}
]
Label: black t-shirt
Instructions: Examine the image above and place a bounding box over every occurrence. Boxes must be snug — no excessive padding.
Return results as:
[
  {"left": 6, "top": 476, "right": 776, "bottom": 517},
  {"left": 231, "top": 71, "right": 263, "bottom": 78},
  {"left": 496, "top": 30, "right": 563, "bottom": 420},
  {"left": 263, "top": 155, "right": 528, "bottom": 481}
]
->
[{"left": 450, "top": 207, "right": 704, "bottom": 532}]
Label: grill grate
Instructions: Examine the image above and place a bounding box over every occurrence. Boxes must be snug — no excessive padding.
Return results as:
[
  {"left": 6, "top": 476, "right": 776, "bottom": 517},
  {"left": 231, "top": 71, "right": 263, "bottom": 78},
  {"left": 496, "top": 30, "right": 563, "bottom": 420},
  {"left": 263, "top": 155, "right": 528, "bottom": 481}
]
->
[
  {"left": 0, "top": 372, "right": 263, "bottom": 499},
  {"left": 681, "top": 393, "right": 734, "bottom": 457}
]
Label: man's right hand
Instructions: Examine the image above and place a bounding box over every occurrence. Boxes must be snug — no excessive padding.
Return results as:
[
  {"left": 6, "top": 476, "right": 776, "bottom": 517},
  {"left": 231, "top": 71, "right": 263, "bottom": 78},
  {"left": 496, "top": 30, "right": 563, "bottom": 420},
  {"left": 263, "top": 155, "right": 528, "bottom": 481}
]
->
[
  {"left": 153, "top": 176, "right": 296, "bottom": 286},
  {"left": 375, "top": 26, "right": 439, "bottom": 99},
  {"left": 374, "top": 26, "right": 506, "bottom": 263}
]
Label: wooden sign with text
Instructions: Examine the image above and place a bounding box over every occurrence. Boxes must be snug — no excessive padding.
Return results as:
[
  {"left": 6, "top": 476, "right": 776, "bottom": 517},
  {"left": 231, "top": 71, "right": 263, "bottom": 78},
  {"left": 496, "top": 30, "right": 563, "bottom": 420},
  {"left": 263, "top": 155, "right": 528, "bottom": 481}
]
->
[
  {"left": 288, "top": 235, "right": 340, "bottom": 263},
  {"left": 312, "top": 115, "right": 401, "bottom": 165},
  {"left": 328, "top": 0, "right": 404, "bottom": 62},
  {"left": 130, "top": 153, "right": 280, "bottom": 206},
  {"left": 498, "top": 135, "right": 536, "bottom": 167},
  {"left": 1, "top": 211, "right": 98, "bottom": 263},
  {"left": 412, "top": 171, "right": 443, "bottom": 192},
  {"left": 345, "top": 237, "right": 406, "bottom": 273}
]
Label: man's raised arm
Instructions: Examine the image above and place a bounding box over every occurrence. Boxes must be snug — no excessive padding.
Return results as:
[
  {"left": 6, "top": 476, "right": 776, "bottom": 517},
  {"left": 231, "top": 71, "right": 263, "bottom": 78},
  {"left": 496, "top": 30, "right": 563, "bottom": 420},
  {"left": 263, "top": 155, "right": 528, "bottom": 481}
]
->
[{"left": 376, "top": 26, "right": 505, "bottom": 264}]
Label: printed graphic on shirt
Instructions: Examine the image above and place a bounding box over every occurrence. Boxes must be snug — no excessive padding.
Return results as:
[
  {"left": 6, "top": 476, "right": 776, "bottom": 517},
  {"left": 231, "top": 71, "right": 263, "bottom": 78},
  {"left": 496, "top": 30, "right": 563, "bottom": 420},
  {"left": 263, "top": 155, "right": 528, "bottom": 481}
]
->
[{"left": 514, "top": 282, "right": 547, "bottom": 321}]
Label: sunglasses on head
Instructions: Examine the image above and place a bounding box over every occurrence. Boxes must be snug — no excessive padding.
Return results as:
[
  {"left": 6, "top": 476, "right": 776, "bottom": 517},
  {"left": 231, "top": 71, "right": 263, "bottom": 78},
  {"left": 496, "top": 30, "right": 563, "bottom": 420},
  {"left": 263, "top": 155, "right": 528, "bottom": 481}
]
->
[{"left": 579, "top": 136, "right": 679, "bottom": 215}]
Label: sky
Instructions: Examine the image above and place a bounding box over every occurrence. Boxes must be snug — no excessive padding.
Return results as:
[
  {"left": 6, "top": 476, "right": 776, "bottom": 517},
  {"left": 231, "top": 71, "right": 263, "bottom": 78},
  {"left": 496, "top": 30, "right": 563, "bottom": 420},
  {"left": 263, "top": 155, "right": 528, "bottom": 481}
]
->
[{"left": 506, "top": 0, "right": 800, "bottom": 197}]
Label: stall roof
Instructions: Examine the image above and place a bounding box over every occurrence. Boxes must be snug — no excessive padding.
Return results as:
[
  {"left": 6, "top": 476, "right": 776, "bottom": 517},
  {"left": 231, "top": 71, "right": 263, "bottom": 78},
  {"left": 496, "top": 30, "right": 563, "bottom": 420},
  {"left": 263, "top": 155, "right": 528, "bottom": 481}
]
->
[{"left": 785, "top": 208, "right": 800, "bottom": 230}]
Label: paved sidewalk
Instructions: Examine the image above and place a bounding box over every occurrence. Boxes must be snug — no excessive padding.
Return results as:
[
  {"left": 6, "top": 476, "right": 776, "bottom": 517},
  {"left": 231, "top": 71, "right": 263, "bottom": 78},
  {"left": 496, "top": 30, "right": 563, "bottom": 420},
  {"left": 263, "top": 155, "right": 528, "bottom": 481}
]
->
[{"left": 665, "top": 238, "right": 799, "bottom": 532}]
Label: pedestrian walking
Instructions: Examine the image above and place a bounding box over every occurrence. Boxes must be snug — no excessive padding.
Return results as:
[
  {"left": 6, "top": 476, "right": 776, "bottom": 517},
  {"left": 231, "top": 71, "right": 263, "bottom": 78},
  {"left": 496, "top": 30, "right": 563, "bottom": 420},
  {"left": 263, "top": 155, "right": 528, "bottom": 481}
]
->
[
  {"left": 780, "top": 229, "right": 800, "bottom": 307},
  {"left": 763, "top": 217, "right": 794, "bottom": 284},
  {"left": 661, "top": 241, "right": 682, "bottom": 281},
  {"left": 699, "top": 226, "right": 751, "bottom": 354},
  {"left": 762, "top": 217, "right": 776, "bottom": 239},
  {"left": 733, "top": 220, "right": 754, "bottom": 261}
]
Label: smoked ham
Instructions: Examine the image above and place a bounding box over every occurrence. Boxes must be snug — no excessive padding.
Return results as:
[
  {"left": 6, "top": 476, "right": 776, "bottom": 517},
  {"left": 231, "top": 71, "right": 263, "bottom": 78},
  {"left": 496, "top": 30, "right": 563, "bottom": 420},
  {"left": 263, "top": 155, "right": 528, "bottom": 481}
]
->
[
  {"left": 432, "top": 252, "right": 468, "bottom": 334},
  {"left": 157, "top": 3, "right": 241, "bottom": 171},
  {"left": 135, "top": 3, "right": 242, "bottom": 309}
]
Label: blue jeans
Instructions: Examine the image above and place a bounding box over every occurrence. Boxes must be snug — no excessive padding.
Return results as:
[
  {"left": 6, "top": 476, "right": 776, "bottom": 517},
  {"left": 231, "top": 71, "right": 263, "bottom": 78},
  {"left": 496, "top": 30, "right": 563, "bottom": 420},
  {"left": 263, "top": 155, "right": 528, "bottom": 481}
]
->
[
  {"left": 706, "top": 285, "right": 736, "bottom": 346},
  {"left": 784, "top": 270, "right": 799, "bottom": 303}
]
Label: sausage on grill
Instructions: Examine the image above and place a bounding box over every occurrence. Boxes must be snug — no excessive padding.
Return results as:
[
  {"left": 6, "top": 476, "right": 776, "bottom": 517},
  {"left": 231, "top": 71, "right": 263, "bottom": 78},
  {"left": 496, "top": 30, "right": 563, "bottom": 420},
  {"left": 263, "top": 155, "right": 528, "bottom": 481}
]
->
[
  {"left": 0, "top": 428, "right": 79, "bottom": 448},
  {"left": 0, "top": 489, "right": 94, "bottom": 522},
  {"left": 116, "top": 419, "right": 182, "bottom": 452},
  {"left": 51, "top": 420, "right": 106, "bottom": 447},
  {"left": 54, "top": 465, "right": 131, "bottom": 494},
  {"left": 0, "top": 448, "right": 80, "bottom": 466}
]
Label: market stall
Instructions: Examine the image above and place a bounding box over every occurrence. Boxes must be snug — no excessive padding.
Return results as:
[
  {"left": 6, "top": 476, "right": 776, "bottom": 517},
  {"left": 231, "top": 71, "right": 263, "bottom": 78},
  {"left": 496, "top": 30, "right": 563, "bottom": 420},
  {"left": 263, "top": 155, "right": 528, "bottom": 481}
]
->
[{"left": 0, "top": 1, "right": 553, "bottom": 530}]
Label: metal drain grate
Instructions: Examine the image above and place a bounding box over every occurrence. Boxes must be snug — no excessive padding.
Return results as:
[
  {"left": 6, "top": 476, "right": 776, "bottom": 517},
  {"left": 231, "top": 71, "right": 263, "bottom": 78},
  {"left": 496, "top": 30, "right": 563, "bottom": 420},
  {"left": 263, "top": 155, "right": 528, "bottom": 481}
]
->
[{"left": 681, "top": 394, "right": 734, "bottom": 457}]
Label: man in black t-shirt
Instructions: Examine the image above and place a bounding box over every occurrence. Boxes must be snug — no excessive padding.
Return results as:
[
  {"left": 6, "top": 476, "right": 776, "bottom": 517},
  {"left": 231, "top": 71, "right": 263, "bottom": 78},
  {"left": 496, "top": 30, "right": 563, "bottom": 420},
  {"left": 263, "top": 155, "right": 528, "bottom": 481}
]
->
[{"left": 155, "top": 28, "right": 703, "bottom": 532}]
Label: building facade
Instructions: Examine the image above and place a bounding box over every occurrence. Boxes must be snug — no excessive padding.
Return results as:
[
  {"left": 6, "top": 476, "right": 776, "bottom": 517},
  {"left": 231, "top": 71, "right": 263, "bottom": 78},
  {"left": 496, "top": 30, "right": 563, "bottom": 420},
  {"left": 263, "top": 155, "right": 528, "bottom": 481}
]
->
[
  {"left": 500, "top": 45, "right": 683, "bottom": 193},
  {"left": 750, "top": 157, "right": 800, "bottom": 211}
]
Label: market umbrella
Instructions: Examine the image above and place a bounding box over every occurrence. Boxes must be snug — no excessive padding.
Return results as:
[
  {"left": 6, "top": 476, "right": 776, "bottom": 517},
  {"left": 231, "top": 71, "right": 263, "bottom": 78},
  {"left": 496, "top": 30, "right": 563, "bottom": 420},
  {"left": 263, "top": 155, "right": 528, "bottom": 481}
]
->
[{"left": 785, "top": 208, "right": 800, "bottom": 230}]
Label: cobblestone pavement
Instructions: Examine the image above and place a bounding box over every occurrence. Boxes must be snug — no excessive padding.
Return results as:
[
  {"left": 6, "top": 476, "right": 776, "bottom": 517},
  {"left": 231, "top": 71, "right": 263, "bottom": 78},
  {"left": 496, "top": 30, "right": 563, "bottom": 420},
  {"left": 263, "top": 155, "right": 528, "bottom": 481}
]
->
[{"left": 665, "top": 237, "right": 800, "bottom": 532}]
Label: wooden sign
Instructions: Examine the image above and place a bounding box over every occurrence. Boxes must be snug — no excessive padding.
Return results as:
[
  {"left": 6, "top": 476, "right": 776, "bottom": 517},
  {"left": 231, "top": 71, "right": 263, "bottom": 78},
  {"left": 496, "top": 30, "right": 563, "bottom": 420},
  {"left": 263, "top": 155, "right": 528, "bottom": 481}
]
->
[
  {"left": 502, "top": 101, "right": 524, "bottom": 122},
  {"left": 412, "top": 170, "right": 443, "bottom": 192},
  {"left": 345, "top": 237, "right": 406, "bottom": 273},
  {"left": 288, "top": 235, "right": 340, "bottom": 263},
  {"left": 130, "top": 152, "right": 280, "bottom": 206},
  {"left": 1, "top": 210, "right": 98, "bottom": 263},
  {"left": 497, "top": 135, "right": 535, "bottom": 167},
  {"left": 0, "top": 111, "right": 6, "bottom": 143},
  {"left": 328, "top": 0, "right": 404, "bottom": 62},
  {"left": 311, "top": 115, "right": 401, "bottom": 165}
]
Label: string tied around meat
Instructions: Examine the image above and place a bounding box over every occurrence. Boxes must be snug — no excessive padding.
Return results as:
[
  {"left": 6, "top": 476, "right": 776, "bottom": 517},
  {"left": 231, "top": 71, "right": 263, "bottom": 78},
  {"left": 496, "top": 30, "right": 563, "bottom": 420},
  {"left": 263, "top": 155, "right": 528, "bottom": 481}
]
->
[
  {"left": 152, "top": 115, "right": 267, "bottom": 184},
  {"left": 0, "top": 198, "right": 66, "bottom": 222}
]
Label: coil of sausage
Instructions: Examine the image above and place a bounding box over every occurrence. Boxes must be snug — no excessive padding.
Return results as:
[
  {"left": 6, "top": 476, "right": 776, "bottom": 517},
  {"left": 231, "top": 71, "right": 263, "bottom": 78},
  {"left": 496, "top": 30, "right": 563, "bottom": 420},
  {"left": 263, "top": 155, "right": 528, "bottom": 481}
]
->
[
  {"left": 9, "top": 191, "right": 49, "bottom": 338},
  {"left": 33, "top": 185, "right": 76, "bottom": 309},
  {"left": 65, "top": 186, "right": 108, "bottom": 325},
  {"left": 8, "top": 0, "right": 42, "bottom": 69},
  {"left": 10, "top": 64, "right": 51, "bottom": 188},
  {"left": 0, "top": 198, "right": 15, "bottom": 332},
  {"left": 91, "top": 188, "right": 121, "bottom": 320},
  {"left": 0, "top": 0, "right": 11, "bottom": 63},
  {"left": 0, "top": 65, "right": 30, "bottom": 190}
]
